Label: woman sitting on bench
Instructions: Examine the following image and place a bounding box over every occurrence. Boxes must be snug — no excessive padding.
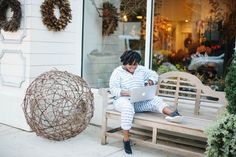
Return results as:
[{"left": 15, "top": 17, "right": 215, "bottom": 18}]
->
[{"left": 109, "top": 50, "right": 183, "bottom": 154}]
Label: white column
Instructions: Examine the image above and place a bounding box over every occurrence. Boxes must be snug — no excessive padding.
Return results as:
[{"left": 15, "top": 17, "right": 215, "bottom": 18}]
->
[{"left": 144, "top": 0, "right": 154, "bottom": 68}]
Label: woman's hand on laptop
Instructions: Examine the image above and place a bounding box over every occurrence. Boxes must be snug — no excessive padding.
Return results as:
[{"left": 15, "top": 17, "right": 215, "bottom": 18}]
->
[
  {"left": 144, "top": 80, "right": 154, "bottom": 86},
  {"left": 121, "top": 89, "right": 130, "bottom": 96}
]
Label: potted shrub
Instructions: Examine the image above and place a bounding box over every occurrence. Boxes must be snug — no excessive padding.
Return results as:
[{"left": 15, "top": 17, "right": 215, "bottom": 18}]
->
[{"left": 205, "top": 53, "right": 236, "bottom": 156}]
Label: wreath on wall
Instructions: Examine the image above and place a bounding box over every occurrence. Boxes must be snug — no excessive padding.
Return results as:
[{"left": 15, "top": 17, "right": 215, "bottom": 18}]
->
[
  {"left": 0, "top": 0, "right": 22, "bottom": 32},
  {"left": 40, "top": 0, "right": 72, "bottom": 32}
]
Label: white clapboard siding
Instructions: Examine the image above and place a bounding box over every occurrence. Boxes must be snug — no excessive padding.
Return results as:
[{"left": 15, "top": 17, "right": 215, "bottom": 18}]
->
[
  {"left": 28, "top": 65, "right": 76, "bottom": 80},
  {"left": 26, "top": 30, "right": 76, "bottom": 43},
  {"left": 29, "top": 54, "right": 76, "bottom": 66},
  {"left": 27, "top": 0, "right": 50, "bottom": 5},
  {"left": 25, "top": 14, "right": 75, "bottom": 32},
  {"left": 30, "top": 42, "right": 76, "bottom": 54},
  {"left": 1, "top": 42, "right": 31, "bottom": 53}
]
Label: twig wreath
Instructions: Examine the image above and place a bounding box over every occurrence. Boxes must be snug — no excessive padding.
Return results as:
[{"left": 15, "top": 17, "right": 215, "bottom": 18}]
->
[
  {"left": 0, "top": 0, "right": 22, "bottom": 32},
  {"left": 102, "top": 2, "right": 118, "bottom": 36},
  {"left": 40, "top": 0, "right": 72, "bottom": 32}
]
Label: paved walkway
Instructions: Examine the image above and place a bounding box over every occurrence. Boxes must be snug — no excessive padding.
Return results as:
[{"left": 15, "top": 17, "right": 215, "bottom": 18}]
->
[{"left": 0, "top": 123, "right": 183, "bottom": 157}]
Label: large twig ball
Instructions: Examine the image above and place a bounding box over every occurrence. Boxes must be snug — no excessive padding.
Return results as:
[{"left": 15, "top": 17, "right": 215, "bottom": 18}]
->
[{"left": 23, "top": 70, "right": 94, "bottom": 141}]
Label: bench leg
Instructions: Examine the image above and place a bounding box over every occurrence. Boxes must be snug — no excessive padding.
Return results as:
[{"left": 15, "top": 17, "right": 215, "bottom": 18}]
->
[
  {"left": 101, "top": 113, "right": 108, "bottom": 145},
  {"left": 152, "top": 127, "right": 157, "bottom": 144}
]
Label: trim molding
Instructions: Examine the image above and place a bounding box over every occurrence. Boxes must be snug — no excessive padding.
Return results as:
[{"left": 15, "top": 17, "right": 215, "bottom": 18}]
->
[{"left": 0, "top": 49, "right": 26, "bottom": 87}]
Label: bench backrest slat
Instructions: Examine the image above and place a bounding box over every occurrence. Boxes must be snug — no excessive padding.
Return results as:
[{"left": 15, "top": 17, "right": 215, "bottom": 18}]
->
[{"left": 157, "top": 71, "right": 226, "bottom": 115}]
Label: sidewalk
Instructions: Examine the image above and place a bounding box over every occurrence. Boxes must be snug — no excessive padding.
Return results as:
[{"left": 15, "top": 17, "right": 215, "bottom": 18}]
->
[{"left": 0, "top": 123, "right": 183, "bottom": 157}]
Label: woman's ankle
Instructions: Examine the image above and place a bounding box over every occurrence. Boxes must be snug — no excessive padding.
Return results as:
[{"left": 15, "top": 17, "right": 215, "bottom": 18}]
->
[
  {"left": 123, "top": 137, "right": 129, "bottom": 141},
  {"left": 123, "top": 130, "right": 129, "bottom": 141}
]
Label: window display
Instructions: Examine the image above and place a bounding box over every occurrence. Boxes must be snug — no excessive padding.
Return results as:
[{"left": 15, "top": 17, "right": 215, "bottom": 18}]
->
[{"left": 151, "top": 0, "right": 235, "bottom": 91}]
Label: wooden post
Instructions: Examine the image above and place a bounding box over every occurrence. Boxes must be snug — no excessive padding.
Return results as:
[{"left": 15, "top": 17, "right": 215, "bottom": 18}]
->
[
  {"left": 99, "top": 88, "right": 109, "bottom": 144},
  {"left": 152, "top": 127, "right": 157, "bottom": 144}
]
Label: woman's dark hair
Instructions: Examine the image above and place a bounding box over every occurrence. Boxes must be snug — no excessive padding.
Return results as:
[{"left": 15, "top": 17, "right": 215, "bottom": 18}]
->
[{"left": 120, "top": 50, "right": 141, "bottom": 65}]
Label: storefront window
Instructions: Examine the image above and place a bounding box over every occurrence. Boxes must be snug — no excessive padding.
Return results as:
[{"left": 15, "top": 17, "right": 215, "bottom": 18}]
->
[
  {"left": 152, "top": 0, "right": 235, "bottom": 91},
  {"left": 82, "top": 0, "right": 147, "bottom": 88},
  {"left": 82, "top": 0, "right": 235, "bottom": 90}
]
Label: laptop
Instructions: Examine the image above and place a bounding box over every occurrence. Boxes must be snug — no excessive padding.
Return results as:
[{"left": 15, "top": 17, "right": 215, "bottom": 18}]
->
[{"left": 129, "top": 85, "right": 157, "bottom": 103}]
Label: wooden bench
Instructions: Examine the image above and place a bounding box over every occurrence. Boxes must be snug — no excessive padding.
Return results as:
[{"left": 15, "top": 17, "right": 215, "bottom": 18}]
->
[{"left": 99, "top": 71, "right": 227, "bottom": 157}]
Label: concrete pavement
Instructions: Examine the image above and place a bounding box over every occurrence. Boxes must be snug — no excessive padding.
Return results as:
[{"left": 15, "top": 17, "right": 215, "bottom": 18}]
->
[{"left": 0, "top": 123, "right": 183, "bottom": 157}]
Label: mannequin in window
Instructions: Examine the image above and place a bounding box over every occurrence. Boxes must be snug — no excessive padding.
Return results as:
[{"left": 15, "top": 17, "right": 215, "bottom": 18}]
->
[{"left": 184, "top": 33, "right": 193, "bottom": 48}]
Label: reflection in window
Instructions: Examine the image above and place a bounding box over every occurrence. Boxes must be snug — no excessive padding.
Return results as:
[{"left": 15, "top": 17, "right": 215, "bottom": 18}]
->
[{"left": 83, "top": 0, "right": 147, "bottom": 88}]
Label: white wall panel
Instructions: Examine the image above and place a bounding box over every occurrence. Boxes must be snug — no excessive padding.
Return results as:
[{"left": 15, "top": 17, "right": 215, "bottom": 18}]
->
[
  {"left": 0, "top": 0, "right": 83, "bottom": 130},
  {"left": 0, "top": 93, "right": 30, "bottom": 130},
  {"left": 0, "top": 50, "right": 26, "bottom": 87}
]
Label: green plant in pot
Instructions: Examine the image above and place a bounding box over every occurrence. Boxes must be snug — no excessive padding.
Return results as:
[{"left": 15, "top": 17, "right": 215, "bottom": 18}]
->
[{"left": 205, "top": 53, "right": 236, "bottom": 157}]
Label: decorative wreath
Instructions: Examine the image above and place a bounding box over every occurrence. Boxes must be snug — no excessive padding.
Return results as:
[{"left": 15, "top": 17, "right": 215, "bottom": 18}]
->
[
  {"left": 0, "top": 0, "right": 22, "bottom": 32},
  {"left": 40, "top": 0, "right": 72, "bottom": 32}
]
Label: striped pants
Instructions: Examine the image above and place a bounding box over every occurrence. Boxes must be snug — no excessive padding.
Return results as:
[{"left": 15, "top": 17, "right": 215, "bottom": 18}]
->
[{"left": 113, "top": 96, "right": 168, "bottom": 130}]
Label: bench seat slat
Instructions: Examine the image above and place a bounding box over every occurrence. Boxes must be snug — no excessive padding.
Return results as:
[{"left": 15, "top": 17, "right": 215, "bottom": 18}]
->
[{"left": 106, "top": 110, "right": 211, "bottom": 134}]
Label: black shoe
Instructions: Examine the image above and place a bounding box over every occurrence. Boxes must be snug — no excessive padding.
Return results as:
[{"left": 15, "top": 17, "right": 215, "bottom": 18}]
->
[
  {"left": 123, "top": 140, "right": 132, "bottom": 154},
  {"left": 170, "top": 109, "right": 181, "bottom": 117}
]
